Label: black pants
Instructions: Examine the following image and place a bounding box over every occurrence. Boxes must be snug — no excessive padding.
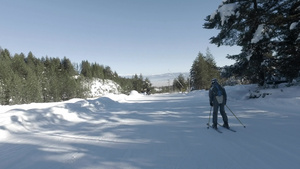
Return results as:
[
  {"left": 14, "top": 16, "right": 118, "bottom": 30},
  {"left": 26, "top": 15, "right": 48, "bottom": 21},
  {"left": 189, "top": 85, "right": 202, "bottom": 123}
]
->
[{"left": 213, "top": 102, "right": 228, "bottom": 125}]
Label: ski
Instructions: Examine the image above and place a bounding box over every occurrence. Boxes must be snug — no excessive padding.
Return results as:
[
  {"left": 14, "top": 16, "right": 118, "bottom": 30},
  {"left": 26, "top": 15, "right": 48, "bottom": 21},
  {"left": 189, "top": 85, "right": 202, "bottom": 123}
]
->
[
  {"left": 207, "top": 123, "right": 222, "bottom": 133},
  {"left": 217, "top": 123, "right": 236, "bottom": 132}
]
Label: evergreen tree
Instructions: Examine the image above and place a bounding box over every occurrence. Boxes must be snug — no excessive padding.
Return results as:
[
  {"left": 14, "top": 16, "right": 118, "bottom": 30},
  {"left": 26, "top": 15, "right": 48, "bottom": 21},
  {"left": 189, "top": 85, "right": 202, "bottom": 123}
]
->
[
  {"left": 204, "top": 48, "right": 220, "bottom": 81},
  {"left": 274, "top": 1, "right": 300, "bottom": 81},
  {"left": 143, "top": 77, "right": 152, "bottom": 94},
  {"left": 60, "top": 57, "right": 78, "bottom": 100},
  {"left": 11, "top": 53, "right": 28, "bottom": 103},
  {"left": 132, "top": 74, "right": 144, "bottom": 92},
  {"left": 173, "top": 74, "right": 187, "bottom": 92},
  {"left": 25, "top": 52, "right": 43, "bottom": 103},
  {"left": 0, "top": 49, "right": 13, "bottom": 104},
  {"left": 42, "top": 57, "right": 62, "bottom": 102},
  {"left": 103, "top": 66, "right": 114, "bottom": 80},
  {"left": 91, "top": 63, "right": 104, "bottom": 79},
  {"left": 190, "top": 52, "right": 206, "bottom": 90},
  {"left": 80, "top": 60, "right": 92, "bottom": 78},
  {"left": 118, "top": 77, "right": 133, "bottom": 94},
  {"left": 204, "top": 0, "right": 300, "bottom": 85},
  {"left": 190, "top": 52, "right": 220, "bottom": 90}
]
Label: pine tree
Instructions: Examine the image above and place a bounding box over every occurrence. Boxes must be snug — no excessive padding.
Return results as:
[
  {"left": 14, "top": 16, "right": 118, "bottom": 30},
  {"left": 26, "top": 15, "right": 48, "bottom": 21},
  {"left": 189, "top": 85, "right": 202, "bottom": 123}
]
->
[
  {"left": 118, "top": 77, "right": 133, "bottom": 94},
  {"left": 80, "top": 60, "right": 92, "bottom": 78},
  {"left": 204, "top": 0, "right": 300, "bottom": 85},
  {"left": 173, "top": 74, "right": 187, "bottom": 92},
  {"left": 42, "top": 57, "right": 62, "bottom": 102},
  {"left": 11, "top": 53, "right": 29, "bottom": 104},
  {"left": 190, "top": 51, "right": 221, "bottom": 90},
  {"left": 103, "top": 66, "right": 114, "bottom": 80},
  {"left": 190, "top": 52, "right": 206, "bottom": 90},
  {"left": 60, "top": 57, "right": 77, "bottom": 100},
  {"left": 143, "top": 78, "right": 152, "bottom": 94},
  {"left": 132, "top": 74, "right": 144, "bottom": 92},
  {"left": 274, "top": 1, "right": 300, "bottom": 81},
  {"left": 91, "top": 63, "right": 104, "bottom": 79},
  {"left": 25, "top": 52, "right": 43, "bottom": 103},
  {"left": 0, "top": 49, "right": 14, "bottom": 104},
  {"left": 204, "top": 48, "right": 220, "bottom": 82}
]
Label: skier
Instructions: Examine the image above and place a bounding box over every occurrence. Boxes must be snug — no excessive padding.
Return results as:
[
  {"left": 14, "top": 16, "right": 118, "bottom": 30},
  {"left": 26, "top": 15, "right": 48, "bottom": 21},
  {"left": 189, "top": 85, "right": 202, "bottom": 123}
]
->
[{"left": 209, "top": 78, "right": 229, "bottom": 129}]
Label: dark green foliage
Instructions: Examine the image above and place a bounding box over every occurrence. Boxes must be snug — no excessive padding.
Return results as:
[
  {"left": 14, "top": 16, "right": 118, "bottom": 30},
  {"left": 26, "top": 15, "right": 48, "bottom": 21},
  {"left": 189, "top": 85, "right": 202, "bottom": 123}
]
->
[
  {"left": 172, "top": 74, "right": 189, "bottom": 92},
  {"left": 0, "top": 47, "right": 153, "bottom": 105},
  {"left": 80, "top": 60, "right": 93, "bottom": 78},
  {"left": 190, "top": 51, "right": 221, "bottom": 90},
  {"left": 131, "top": 74, "right": 152, "bottom": 94},
  {"left": 117, "top": 77, "right": 134, "bottom": 94},
  {"left": 204, "top": 0, "right": 300, "bottom": 85},
  {"left": 132, "top": 74, "right": 143, "bottom": 92},
  {"left": 0, "top": 49, "right": 85, "bottom": 105}
]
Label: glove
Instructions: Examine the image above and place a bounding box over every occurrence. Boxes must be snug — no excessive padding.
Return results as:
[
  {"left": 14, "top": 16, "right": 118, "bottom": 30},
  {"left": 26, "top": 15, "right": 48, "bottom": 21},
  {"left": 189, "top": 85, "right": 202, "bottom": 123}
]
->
[{"left": 210, "top": 102, "right": 213, "bottom": 107}]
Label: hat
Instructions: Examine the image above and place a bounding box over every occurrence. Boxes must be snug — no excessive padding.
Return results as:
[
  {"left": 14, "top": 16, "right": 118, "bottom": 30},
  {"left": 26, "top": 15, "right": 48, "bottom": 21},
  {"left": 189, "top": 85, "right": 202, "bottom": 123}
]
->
[{"left": 211, "top": 78, "right": 218, "bottom": 84}]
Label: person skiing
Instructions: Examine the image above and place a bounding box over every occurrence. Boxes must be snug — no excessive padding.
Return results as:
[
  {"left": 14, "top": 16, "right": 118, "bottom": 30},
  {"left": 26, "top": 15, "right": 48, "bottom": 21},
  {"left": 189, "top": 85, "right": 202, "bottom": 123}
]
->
[{"left": 209, "top": 78, "right": 229, "bottom": 129}]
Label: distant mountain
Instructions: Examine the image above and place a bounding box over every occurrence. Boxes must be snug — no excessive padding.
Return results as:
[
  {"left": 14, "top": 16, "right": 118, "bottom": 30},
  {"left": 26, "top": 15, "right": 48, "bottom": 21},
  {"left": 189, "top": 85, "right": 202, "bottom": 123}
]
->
[{"left": 145, "top": 72, "right": 189, "bottom": 87}]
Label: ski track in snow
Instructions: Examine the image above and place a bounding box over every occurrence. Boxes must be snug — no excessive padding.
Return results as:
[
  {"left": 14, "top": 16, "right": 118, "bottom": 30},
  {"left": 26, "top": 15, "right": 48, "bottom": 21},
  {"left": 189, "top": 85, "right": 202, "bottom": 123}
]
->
[{"left": 0, "top": 85, "right": 300, "bottom": 169}]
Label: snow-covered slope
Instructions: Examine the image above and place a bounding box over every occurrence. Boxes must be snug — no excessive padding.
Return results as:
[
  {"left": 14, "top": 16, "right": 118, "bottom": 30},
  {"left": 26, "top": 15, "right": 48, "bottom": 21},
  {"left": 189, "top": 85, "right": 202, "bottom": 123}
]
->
[{"left": 0, "top": 84, "right": 299, "bottom": 169}]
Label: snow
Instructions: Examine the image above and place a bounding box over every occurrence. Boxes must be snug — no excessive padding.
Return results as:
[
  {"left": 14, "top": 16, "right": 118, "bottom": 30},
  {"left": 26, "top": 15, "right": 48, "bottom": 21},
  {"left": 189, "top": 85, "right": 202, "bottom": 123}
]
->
[
  {"left": 251, "top": 24, "right": 266, "bottom": 43},
  {"left": 1, "top": 84, "right": 300, "bottom": 169},
  {"left": 290, "top": 22, "right": 298, "bottom": 30},
  {"left": 84, "top": 79, "right": 121, "bottom": 98},
  {"left": 214, "top": 3, "right": 239, "bottom": 26}
]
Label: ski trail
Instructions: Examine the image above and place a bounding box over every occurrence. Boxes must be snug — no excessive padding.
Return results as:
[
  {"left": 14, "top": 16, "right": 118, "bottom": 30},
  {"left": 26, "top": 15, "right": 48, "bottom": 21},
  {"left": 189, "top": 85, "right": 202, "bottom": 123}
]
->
[{"left": 0, "top": 90, "right": 299, "bottom": 169}]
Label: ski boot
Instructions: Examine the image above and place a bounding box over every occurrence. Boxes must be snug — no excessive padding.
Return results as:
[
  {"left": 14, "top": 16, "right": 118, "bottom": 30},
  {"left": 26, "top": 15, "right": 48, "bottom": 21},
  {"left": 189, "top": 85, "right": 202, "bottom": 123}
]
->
[
  {"left": 223, "top": 122, "right": 230, "bottom": 129},
  {"left": 212, "top": 123, "right": 218, "bottom": 129}
]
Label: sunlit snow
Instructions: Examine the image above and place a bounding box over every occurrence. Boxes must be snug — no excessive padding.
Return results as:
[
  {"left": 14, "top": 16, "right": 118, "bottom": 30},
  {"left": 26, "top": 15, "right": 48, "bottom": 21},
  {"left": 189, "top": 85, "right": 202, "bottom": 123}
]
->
[{"left": 1, "top": 83, "right": 299, "bottom": 169}]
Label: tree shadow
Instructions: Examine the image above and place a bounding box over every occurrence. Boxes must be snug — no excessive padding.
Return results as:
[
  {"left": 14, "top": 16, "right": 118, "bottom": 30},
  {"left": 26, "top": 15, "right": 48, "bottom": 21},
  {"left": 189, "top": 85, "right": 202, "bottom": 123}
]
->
[{"left": 1, "top": 94, "right": 209, "bottom": 168}]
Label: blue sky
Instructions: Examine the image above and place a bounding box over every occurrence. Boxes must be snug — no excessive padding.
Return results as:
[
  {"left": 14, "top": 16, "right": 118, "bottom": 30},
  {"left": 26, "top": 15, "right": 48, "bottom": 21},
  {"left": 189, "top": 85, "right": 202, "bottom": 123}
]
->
[{"left": 1, "top": 0, "right": 241, "bottom": 76}]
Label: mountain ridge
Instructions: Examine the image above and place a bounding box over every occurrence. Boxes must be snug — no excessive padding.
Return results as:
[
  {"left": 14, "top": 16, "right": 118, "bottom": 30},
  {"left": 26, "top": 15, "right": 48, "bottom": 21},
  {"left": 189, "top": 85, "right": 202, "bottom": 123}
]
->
[{"left": 145, "top": 72, "right": 189, "bottom": 87}]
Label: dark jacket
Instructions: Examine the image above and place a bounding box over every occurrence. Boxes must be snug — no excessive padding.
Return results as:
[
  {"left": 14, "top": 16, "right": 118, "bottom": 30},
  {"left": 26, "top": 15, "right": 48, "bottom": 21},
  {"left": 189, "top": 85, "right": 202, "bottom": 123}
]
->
[{"left": 209, "top": 83, "right": 227, "bottom": 105}]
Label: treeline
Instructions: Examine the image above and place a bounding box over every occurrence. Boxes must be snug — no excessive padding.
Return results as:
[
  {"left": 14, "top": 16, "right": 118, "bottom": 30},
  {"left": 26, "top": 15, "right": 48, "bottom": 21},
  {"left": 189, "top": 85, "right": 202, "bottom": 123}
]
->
[
  {"left": 0, "top": 48, "right": 152, "bottom": 105},
  {"left": 0, "top": 49, "right": 84, "bottom": 105}
]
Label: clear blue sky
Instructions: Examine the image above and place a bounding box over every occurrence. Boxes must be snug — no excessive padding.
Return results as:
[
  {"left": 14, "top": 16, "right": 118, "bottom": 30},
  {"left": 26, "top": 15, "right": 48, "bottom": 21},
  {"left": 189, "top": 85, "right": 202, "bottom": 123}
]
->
[{"left": 1, "top": 0, "right": 240, "bottom": 76}]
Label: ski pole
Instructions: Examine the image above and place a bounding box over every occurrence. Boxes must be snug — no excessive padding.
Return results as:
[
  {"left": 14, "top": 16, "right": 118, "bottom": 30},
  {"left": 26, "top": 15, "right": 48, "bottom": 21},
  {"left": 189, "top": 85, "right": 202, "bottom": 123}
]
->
[
  {"left": 207, "top": 106, "right": 212, "bottom": 129},
  {"left": 226, "top": 105, "right": 246, "bottom": 128}
]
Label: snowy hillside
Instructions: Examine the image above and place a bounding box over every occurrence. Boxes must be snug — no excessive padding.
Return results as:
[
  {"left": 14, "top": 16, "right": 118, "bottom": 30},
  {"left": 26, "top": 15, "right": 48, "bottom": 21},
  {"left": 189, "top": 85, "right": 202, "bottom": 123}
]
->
[
  {"left": 0, "top": 84, "right": 300, "bottom": 169},
  {"left": 84, "top": 78, "right": 121, "bottom": 97}
]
